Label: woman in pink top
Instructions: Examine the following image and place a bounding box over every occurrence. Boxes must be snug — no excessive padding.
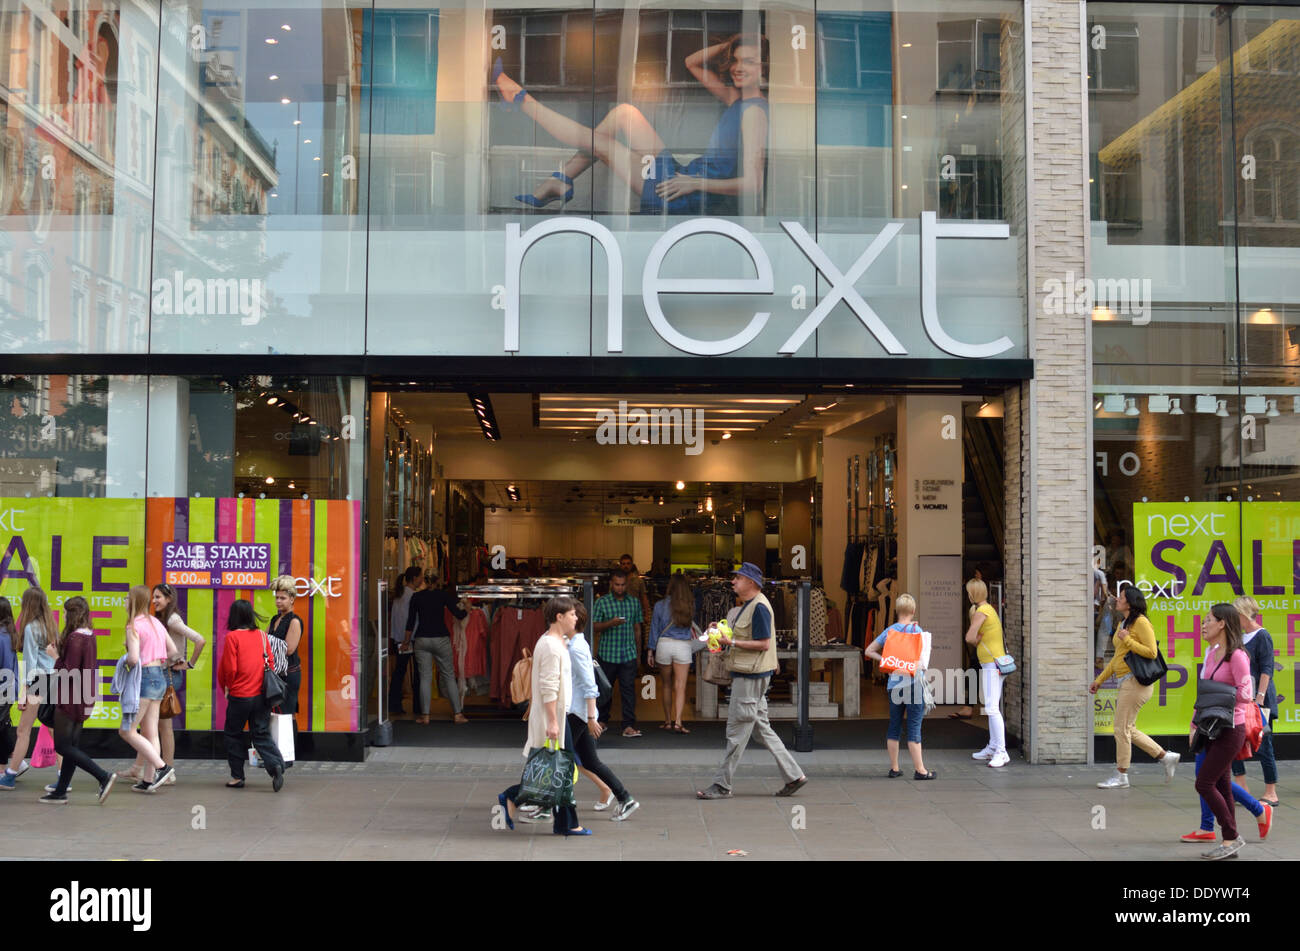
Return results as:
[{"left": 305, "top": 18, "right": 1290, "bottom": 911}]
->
[
  {"left": 118, "top": 585, "right": 174, "bottom": 793},
  {"left": 1192, "top": 603, "right": 1253, "bottom": 861}
]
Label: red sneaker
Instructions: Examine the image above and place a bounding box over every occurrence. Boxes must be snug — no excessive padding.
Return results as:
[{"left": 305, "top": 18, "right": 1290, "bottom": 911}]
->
[
  {"left": 1258, "top": 803, "right": 1273, "bottom": 840},
  {"left": 1180, "top": 829, "right": 1217, "bottom": 843}
]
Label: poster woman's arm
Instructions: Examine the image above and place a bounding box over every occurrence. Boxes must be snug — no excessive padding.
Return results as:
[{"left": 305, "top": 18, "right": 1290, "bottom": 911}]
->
[
  {"left": 655, "top": 107, "right": 767, "bottom": 202},
  {"left": 685, "top": 37, "right": 740, "bottom": 106}
]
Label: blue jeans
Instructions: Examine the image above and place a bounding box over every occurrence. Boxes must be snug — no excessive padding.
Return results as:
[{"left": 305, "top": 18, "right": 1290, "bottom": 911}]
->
[
  {"left": 886, "top": 680, "right": 925, "bottom": 744},
  {"left": 1197, "top": 750, "right": 1262, "bottom": 831},
  {"left": 1231, "top": 728, "right": 1278, "bottom": 785}
]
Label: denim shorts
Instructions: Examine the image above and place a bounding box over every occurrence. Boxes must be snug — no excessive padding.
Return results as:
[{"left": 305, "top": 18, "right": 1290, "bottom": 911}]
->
[{"left": 140, "top": 666, "right": 168, "bottom": 701}]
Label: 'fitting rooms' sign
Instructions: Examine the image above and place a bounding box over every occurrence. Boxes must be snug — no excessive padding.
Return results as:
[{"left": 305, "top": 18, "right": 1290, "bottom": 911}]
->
[{"left": 500, "top": 213, "right": 1021, "bottom": 359}]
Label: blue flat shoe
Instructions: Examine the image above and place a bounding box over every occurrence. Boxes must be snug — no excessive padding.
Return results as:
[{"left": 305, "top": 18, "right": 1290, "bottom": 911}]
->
[
  {"left": 497, "top": 792, "right": 514, "bottom": 831},
  {"left": 554, "top": 827, "right": 593, "bottom": 836},
  {"left": 516, "top": 172, "right": 574, "bottom": 208},
  {"left": 492, "top": 57, "right": 527, "bottom": 112}
]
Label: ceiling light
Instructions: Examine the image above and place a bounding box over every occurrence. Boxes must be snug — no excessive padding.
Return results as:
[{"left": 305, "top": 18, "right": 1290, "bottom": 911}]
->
[
  {"left": 901, "top": 42, "right": 911, "bottom": 48},
  {"left": 281, "top": 97, "right": 291, "bottom": 104},
  {"left": 722, "top": 432, "right": 731, "bottom": 440},
  {"left": 658, "top": 496, "right": 664, "bottom": 505},
  {"left": 1267, "top": 399, "right": 1280, "bottom": 418},
  {"left": 1123, "top": 397, "right": 1139, "bottom": 417},
  {"left": 1169, "top": 398, "right": 1184, "bottom": 416},
  {"left": 321, "top": 172, "right": 329, "bottom": 177},
  {"left": 303, "top": 139, "right": 311, "bottom": 144},
  {"left": 265, "top": 37, "right": 278, "bottom": 44},
  {"left": 269, "top": 74, "right": 278, "bottom": 80},
  {"left": 287, "top": 482, "right": 295, "bottom": 490},
  {"left": 706, "top": 497, "right": 713, "bottom": 513},
  {"left": 675, "top": 480, "right": 685, "bottom": 490},
  {"left": 281, "top": 23, "right": 291, "bottom": 30},
  {"left": 1195, "top": 394, "right": 1219, "bottom": 414},
  {"left": 313, "top": 156, "right": 320, "bottom": 161},
  {"left": 1102, "top": 394, "right": 1126, "bottom": 414},
  {"left": 270, "top": 192, "right": 277, "bottom": 198},
  {"left": 293, "top": 119, "right": 301, "bottom": 125},
  {"left": 266, "top": 396, "right": 278, "bottom": 405},
  {"left": 265, "top": 476, "right": 275, "bottom": 484},
  {"left": 1094, "top": 399, "right": 1103, "bottom": 411},
  {"left": 1148, "top": 394, "right": 1170, "bottom": 413}
]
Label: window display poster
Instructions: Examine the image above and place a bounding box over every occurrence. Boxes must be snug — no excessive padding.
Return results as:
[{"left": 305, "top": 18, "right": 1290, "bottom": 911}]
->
[
  {"left": 145, "top": 497, "right": 362, "bottom": 733},
  {"left": 918, "top": 554, "right": 964, "bottom": 684},
  {"left": 0, "top": 497, "right": 144, "bottom": 729},
  {"left": 1094, "top": 502, "right": 1299, "bottom": 735}
]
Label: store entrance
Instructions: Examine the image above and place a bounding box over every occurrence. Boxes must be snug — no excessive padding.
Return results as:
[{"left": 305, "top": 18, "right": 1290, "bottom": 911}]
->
[{"left": 365, "top": 387, "right": 1006, "bottom": 745}]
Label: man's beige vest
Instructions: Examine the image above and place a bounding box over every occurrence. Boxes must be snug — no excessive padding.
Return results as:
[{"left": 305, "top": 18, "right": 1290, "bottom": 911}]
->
[{"left": 726, "top": 591, "right": 778, "bottom": 675}]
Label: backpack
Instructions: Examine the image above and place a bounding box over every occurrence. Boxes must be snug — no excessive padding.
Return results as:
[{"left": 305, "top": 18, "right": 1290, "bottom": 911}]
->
[{"left": 510, "top": 648, "right": 532, "bottom": 706}]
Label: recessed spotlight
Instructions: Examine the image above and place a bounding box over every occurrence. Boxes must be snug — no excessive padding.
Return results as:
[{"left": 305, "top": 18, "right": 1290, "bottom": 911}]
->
[
  {"left": 675, "top": 480, "right": 685, "bottom": 490},
  {"left": 901, "top": 42, "right": 911, "bottom": 48},
  {"left": 313, "top": 156, "right": 320, "bottom": 161},
  {"left": 281, "top": 97, "right": 291, "bottom": 104},
  {"left": 281, "top": 23, "right": 291, "bottom": 30},
  {"left": 322, "top": 172, "right": 329, "bottom": 177},
  {"left": 722, "top": 432, "right": 731, "bottom": 440},
  {"left": 269, "top": 192, "right": 278, "bottom": 198},
  {"left": 292, "top": 119, "right": 301, "bottom": 125},
  {"left": 303, "top": 139, "right": 311, "bottom": 144},
  {"left": 269, "top": 74, "right": 278, "bottom": 80},
  {"left": 265, "top": 476, "right": 275, "bottom": 484},
  {"left": 265, "top": 37, "right": 278, "bottom": 44}
]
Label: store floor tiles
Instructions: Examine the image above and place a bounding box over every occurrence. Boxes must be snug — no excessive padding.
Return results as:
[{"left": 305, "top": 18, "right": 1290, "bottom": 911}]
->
[{"left": 1, "top": 751, "right": 1294, "bottom": 861}]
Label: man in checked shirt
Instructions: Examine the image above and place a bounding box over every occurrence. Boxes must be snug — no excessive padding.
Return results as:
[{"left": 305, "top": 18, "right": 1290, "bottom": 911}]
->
[{"left": 593, "top": 570, "right": 645, "bottom": 737}]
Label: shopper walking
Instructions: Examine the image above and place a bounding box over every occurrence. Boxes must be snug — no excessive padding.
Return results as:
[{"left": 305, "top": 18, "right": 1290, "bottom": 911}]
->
[
  {"left": 0, "top": 600, "right": 17, "bottom": 767},
  {"left": 697, "top": 562, "right": 806, "bottom": 800},
  {"left": 1231, "top": 597, "right": 1278, "bottom": 806},
  {"left": 1191, "top": 604, "right": 1254, "bottom": 860},
  {"left": 217, "top": 599, "right": 286, "bottom": 791},
  {"left": 0, "top": 587, "right": 59, "bottom": 790},
  {"left": 123, "top": 583, "right": 205, "bottom": 781},
  {"left": 648, "top": 573, "right": 695, "bottom": 733},
  {"left": 1089, "top": 586, "right": 1179, "bottom": 788},
  {"left": 593, "top": 569, "right": 644, "bottom": 736},
  {"left": 388, "top": 567, "right": 424, "bottom": 715},
  {"left": 497, "top": 596, "right": 591, "bottom": 836},
  {"left": 865, "top": 594, "right": 935, "bottom": 780},
  {"left": 403, "top": 576, "right": 468, "bottom": 724},
  {"left": 965, "top": 579, "right": 1010, "bottom": 768},
  {"left": 40, "top": 597, "right": 116, "bottom": 805},
  {"left": 118, "top": 585, "right": 175, "bottom": 793},
  {"left": 570, "top": 602, "right": 638, "bottom": 820}
]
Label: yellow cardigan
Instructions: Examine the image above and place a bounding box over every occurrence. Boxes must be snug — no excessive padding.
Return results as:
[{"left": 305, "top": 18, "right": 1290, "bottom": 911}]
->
[{"left": 1094, "top": 614, "right": 1157, "bottom": 686}]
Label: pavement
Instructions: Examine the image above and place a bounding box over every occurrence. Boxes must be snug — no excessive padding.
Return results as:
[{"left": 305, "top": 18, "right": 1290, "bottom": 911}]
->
[{"left": 3, "top": 740, "right": 1295, "bottom": 861}]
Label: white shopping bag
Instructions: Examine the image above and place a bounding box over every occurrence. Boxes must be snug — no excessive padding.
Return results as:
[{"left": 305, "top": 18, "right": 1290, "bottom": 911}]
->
[{"left": 270, "top": 712, "right": 296, "bottom": 764}]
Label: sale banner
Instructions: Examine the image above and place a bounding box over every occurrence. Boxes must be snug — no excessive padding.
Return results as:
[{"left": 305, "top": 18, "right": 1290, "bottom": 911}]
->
[
  {"left": 0, "top": 498, "right": 145, "bottom": 728},
  {"left": 1095, "top": 501, "right": 1299, "bottom": 735},
  {"left": 145, "top": 497, "right": 362, "bottom": 733}
]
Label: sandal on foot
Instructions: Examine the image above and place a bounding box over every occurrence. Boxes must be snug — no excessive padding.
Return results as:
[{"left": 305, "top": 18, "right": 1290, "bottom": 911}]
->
[{"left": 696, "top": 784, "right": 732, "bottom": 800}]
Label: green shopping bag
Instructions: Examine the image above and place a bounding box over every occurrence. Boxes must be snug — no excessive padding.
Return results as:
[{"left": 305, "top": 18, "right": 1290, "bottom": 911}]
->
[{"left": 518, "top": 739, "right": 578, "bottom": 809}]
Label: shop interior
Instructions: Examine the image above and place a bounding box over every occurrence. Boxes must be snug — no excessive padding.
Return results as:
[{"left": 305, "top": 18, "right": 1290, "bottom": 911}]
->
[{"left": 368, "top": 388, "right": 1006, "bottom": 730}]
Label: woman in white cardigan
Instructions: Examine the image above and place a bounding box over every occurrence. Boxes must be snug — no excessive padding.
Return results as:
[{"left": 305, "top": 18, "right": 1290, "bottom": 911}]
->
[{"left": 498, "top": 596, "right": 591, "bottom": 836}]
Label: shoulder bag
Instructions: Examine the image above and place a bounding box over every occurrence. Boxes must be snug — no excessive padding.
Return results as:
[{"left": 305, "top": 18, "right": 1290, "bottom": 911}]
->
[
  {"left": 1128, "top": 645, "right": 1168, "bottom": 686},
  {"left": 701, "top": 649, "right": 732, "bottom": 686},
  {"left": 159, "top": 683, "right": 183, "bottom": 719},
  {"left": 1191, "top": 655, "right": 1237, "bottom": 741},
  {"left": 260, "top": 630, "right": 286, "bottom": 705}
]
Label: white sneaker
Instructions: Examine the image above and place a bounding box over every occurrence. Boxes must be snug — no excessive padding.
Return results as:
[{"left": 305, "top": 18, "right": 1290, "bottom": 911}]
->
[
  {"left": 1161, "top": 752, "right": 1180, "bottom": 784},
  {"left": 15, "top": 760, "right": 30, "bottom": 777},
  {"left": 987, "top": 751, "right": 1011, "bottom": 769},
  {"left": 164, "top": 770, "right": 177, "bottom": 786},
  {"left": 972, "top": 747, "right": 995, "bottom": 761},
  {"left": 592, "top": 793, "right": 616, "bottom": 811},
  {"left": 43, "top": 783, "right": 71, "bottom": 794},
  {"left": 1097, "top": 771, "right": 1129, "bottom": 788}
]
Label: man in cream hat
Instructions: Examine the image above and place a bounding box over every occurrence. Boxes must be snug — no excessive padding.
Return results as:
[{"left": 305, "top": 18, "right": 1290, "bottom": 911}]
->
[{"left": 697, "top": 562, "right": 807, "bottom": 800}]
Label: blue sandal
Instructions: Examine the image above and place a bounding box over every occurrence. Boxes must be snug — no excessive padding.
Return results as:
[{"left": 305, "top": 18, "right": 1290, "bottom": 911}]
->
[
  {"left": 492, "top": 57, "right": 528, "bottom": 112},
  {"left": 516, "top": 172, "right": 574, "bottom": 208}
]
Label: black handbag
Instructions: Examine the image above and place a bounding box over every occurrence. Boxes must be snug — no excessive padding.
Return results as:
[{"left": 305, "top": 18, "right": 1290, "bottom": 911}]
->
[
  {"left": 1192, "top": 656, "right": 1237, "bottom": 732},
  {"left": 1129, "top": 646, "right": 1168, "bottom": 686},
  {"left": 260, "top": 631, "right": 286, "bottom": 705},
  {"left": 36, "top": 702, "right": 56, "bottom": 727},
  {"left": 593, "top": 662, "right": 612, "bottom": 710}
]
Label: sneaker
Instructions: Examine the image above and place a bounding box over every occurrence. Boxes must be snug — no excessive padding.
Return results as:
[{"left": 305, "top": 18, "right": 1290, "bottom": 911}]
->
[
  {"left": 147, "top": 765, "right": 174, "bottom": 792},
  {"left": 519, "top": 808, "right": 553, "bottom": 824},
  {"left": 987, "top": 751, "right": 1011, "bottom": 769},
  {"left": 164, "top": 770, "right": 177, "bottom": 786},
  {"left": 1202, "top": 839, "right": 1244, "bottom": 861},
  {"left": 1161, "top": 751, "right": 1180, "bottom": 784},
  {"left": 1180, "top": 829, "right": 1217, "bottom": 843},
  {"left": 272, "top": 769, "right": 284, "bottom": 793},
  {"left": 131, "top": 781, "right": 153, "bottom": 794},
  {"left": 612, "top": 798, "right": 640, "bottom": 822},
  {"left": 38, "top": 792, "right": 68, "bottom": 804},
  {"left": 97, "top": 773, "right": 117, "bottom": 805},
  {"left": 0, "top": 772, "right": 16, "bottom": 791},
  {"left": 1096, "top": 771, "right": 1129, "bottom": 788},
  {"left": 14, "top": 760, "right": 29, "bottom": 777},
  {"left": 43, "top": 783, "right": 71, "bottom": 794},
  {"left": 1258, "top": 803, "right": 1273, "bottom": 840},
  {"left": 972, "top": 747, "right": 995, "bottom": 761},
  {"left": 592, "top": 793, "right": 616, "bottom": 812}
]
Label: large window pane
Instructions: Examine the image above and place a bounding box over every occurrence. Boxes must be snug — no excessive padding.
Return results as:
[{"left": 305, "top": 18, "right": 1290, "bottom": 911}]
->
[
  {"left": 0, "top": 0, "right": 157, "bottom": 352},
  {"left": 149, "top": 0, "right": 370, "bottom": 354}
]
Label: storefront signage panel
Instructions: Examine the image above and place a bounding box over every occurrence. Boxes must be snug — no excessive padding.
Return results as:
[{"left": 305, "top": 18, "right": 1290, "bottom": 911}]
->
[
  {"left": 365, "top": 215, "right": 1025, "bottom": 360},
  {"left": 1094, "top": 502, "right": 1300, "bottom": 735}
]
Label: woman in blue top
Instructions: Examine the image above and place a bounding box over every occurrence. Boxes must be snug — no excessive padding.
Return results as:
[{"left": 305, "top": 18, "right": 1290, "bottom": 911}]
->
[
  {"left": 493, "top": 34, "right": 769, "bottom": 215},
  {"left": 0, "top": 587, "right": 58, "bottom": 789},
  {"left": 864, "top": 594, "right": 935, "bottom": 780},
  {"left": 648, "top": 573, "right": 696, "bottom": 733},
  {"left": 0, "top": 599, "right": 17, "bottom": 766}
]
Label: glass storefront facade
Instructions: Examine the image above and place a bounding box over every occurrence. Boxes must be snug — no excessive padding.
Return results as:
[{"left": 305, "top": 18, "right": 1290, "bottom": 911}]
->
[
  {"left": 1089, "top": 4, "right": 1300, "bottom": 736},
  {"left": 0, "top": 0, "right": 1028, "bottom": 360}
]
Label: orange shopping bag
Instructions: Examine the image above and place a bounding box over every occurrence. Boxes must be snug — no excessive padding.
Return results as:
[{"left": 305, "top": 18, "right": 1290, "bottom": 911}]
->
[{"left": 879, "top": 623, "right": 924, "bottom": 676}]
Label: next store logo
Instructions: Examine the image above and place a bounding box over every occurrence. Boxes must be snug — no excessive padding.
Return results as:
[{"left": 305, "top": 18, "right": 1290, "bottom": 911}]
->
[{"left": 499, "top": 213, "right": 1014, "bottom": 359}]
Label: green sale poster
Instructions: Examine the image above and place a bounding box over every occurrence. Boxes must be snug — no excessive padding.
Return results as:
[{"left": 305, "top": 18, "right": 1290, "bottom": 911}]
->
[
  {"left": 1095, "top": 501, "right": 1299, "bottom": 735},
  {"left": 0, "top": 498, "right": 145, "bottom": 727}
]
